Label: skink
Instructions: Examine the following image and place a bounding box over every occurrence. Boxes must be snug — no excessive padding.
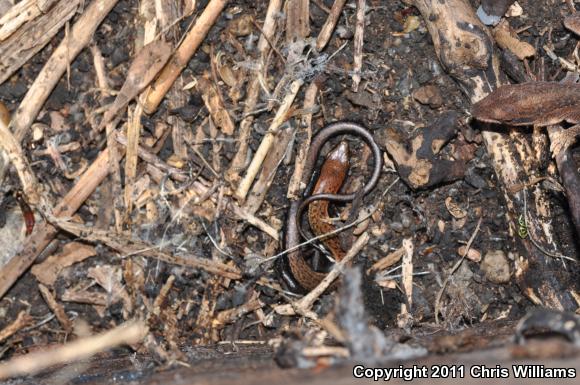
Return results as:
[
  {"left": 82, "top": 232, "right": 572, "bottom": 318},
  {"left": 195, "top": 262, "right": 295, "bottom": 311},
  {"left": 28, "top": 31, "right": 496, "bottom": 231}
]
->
[{"left": 278, "top": 121, "right": 382, "bottom": 293}]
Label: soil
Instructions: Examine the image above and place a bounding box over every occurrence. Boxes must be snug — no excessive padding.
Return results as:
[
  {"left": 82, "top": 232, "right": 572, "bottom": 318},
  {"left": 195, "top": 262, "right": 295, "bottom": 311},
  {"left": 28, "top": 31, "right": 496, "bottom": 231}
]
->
[{"left": 0, "top": 0, "right": 579, "bottom": 384}]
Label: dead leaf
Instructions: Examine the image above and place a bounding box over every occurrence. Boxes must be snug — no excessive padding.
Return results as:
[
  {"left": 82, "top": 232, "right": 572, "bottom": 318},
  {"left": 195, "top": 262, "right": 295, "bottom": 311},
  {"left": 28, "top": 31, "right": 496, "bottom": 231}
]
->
[
  {"left": 31, "top": 242, "right": 97, "bottom": 286},
  {"left": 98, "top": 39, "right": 172, "bottom": 130},
  {"left": 445, "top": 197, "right": 467, "bottom": 219}
]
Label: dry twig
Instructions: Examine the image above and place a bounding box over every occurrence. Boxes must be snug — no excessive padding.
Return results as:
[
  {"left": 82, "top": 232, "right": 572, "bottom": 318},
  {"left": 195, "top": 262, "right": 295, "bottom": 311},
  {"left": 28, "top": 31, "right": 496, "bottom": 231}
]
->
[
  {"left": 235, "top": 79, "right": 304, "bottom": 201},
  {"left": 287, "top": 81, "right": 318, "bottom": 198},
  {"left": 0, "top": 0, "right": 80, "bottom": 85},
  {"left": 351, "top": 0, "right": 366, "bottom": 91},
  {"left": 0, "top": 311, "right": 32, "bottom": 344},
  {"left": 316, "top": 0, "right": 348, "bottom": 51},
  {"left": 144, "top": 0, "right": 228, "bottom": 113},
  {"left": 0, "top": 321, "right": 147, "bottom": 381}
]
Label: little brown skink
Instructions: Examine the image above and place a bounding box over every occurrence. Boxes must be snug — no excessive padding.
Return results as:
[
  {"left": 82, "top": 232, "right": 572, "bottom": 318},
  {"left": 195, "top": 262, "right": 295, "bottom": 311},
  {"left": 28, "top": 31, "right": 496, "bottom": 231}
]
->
[
  {"left": 278, "top": 121, "right": 382, "bottom": 293},
  {"left": 307, "top": 140, "right": 349, "bottom": 263}
]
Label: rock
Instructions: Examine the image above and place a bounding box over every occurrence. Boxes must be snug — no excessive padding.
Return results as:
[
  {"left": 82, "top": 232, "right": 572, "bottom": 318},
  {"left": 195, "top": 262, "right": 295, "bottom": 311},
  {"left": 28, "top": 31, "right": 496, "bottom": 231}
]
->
[
  {"left": 412, "top": 85, "right": 443, "bottom": 108},
  {"left": 481, "top": 250, "right": 511, "bottom": 284},
  {"left": 482, "top": 0, "right": 515, "bottom": 18},
  {"left": 343, "top": 89, "right": 380, "bottom": 109}
]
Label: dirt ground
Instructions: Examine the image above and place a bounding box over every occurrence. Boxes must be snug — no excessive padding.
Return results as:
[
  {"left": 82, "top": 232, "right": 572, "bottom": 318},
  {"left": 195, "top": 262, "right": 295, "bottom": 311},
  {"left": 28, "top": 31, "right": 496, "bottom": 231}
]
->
[{"left": 0, "top": 0, "right": 579, "bottom": 383}]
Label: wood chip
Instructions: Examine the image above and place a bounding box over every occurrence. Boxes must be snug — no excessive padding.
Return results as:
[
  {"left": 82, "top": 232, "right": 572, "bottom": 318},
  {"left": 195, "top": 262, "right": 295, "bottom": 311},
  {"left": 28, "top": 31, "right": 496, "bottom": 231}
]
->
[{"left": 492, "top": 19, "right": 535, "bottom": 60}]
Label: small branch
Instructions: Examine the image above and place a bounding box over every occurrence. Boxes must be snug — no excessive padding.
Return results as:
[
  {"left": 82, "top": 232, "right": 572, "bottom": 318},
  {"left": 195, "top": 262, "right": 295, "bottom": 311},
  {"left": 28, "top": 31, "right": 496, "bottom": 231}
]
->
[
  {"left": 38, "top": 284, "right": 73, "bottom": 334},
  {"left": 226, "top": 0, "right": 283, "bottom": 182},
  {"left": 229, "top": 201, "right": 280, "bottom": 240},
  {"left": 124, "top": 104, "right": 142, "bottom": 221},
  {"left": 214, "top": 291, "right": 263, "bottom": 326},
  {"left": 53, "top": 221, "right": 242, "bottom": 280},
  {"left": 0, "top": 115, "right": 46, "bottom": 209},
  {"left": 244, "top": 125, "right": 294, "bottom": 213},
  {"left": 285, "top": 0, "right": 310, "bottom": 43},
  {"left": 400, "top": 239, "right": 414, "bottom": 310},
  {"left": 287, "top": 81, "right": 318, "bottom": 198},
  {"left": 547, "top": 125, "right": 580, "bottom": 238}
]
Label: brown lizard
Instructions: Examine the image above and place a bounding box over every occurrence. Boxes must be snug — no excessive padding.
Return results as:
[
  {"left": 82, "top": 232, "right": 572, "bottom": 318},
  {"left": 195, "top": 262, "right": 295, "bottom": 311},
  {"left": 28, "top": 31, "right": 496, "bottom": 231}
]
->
[
  {"left": 97, "top": 40, "right": 172, "bottom": 132},
  {"left": 471, "top": 82, "right": 580, "bottom": 156}
]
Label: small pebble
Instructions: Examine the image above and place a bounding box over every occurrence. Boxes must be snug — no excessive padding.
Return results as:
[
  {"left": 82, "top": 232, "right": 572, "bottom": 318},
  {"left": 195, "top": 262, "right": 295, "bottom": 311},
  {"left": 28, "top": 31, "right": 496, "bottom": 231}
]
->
[
  {"left": 32, "top": 124, "right": 44, "bottom": 142},
  {"left": 413, "top": 84, "right": 443, "bottom": 108},
  {"left": 464, "top": 168, "right": 488, "bottom": 189},
  {"left": 476, "top": 5, "right": 501, "bottom": 26}
]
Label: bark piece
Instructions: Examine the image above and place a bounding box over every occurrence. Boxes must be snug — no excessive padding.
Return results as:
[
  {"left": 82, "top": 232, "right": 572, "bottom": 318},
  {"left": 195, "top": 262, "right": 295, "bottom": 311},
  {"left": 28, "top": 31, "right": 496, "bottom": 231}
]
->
[{"left": 379, "top": 111, "right": 471, "bottom": 189}]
